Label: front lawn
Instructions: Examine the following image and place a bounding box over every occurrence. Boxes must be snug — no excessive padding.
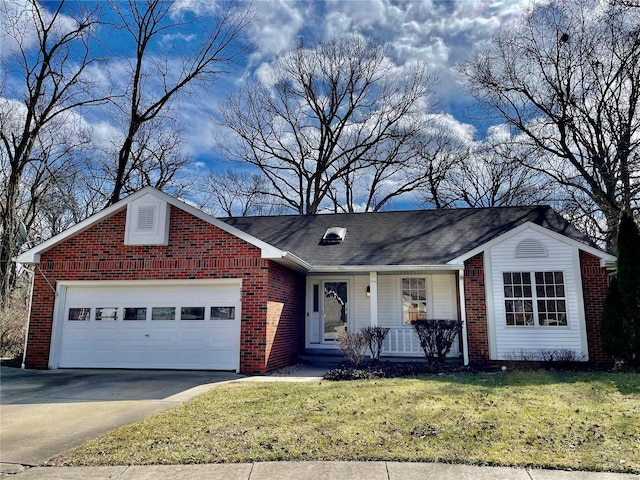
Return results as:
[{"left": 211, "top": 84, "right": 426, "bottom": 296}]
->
[{"left": 53, "top": 371, "right": 640, "bottom": 473}]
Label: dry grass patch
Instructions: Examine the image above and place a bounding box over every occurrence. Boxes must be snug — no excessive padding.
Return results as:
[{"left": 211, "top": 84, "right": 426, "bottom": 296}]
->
[{"left": 52, "top": 371, "right": 640, "bottom": 473}]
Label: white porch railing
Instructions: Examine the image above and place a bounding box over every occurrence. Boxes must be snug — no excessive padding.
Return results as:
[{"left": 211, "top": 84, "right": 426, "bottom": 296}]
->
[{"left": 381, "top": 326, "right": 461, "bottom": 357}]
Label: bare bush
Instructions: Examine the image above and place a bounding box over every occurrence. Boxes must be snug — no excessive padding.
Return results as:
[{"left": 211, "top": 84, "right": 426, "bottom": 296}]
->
[
  {"left": 0, "top": 287, "right": 29, "bottom": 360},
  {"left": 411, "top": 319, "right": 462, "bottom": 363},
  {"left": 361, "top": 326, "right": 390, "bottom": 361},
  {"left": 336, "top": 331, "right": 368, "bottom": 367}
]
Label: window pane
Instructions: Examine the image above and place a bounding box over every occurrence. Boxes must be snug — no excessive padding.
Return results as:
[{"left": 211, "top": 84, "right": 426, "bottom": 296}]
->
[
  {"left": 402, "top": 277, "right": 427, "bottom": 324},
  {"left": 503, "top": 272, "right": 511, "bottom": 284},
  {"left": 152, "top": 307, "right": 175, "bottom": 321},
  {"left": 513, "top": 272, "right": 521, "bottom": 283},
  {"left": 211, "top": 306, "right": 235, "bottom": 320},
  {"left": 535, "top": 272, "right": 543, "bottom": 283},
  {"left": 96, "top": 308, "right": 117, "bottom": 321},
  {"left": 181, "top": 307, "right": 205, "bottom": 320},
  {"left": 504, "top": 286, "right": 513, "bottom": 297},
  {"left": 545, "top": 272, "right": 554, "bottom": 283},
  {"left": 124, "top": 308, "right": 147, "bottom": 321},
  {"left": 522, "top": 272, "right": 531, "bottom": 283},
  {"left": 68, "top": 308, "right": 90, "bottom": 321},
  {"left": 555, "top": 272, "right": 564, "bottom": 283}
]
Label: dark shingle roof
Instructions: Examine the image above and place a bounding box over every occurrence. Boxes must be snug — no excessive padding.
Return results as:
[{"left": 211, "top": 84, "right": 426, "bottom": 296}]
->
[{"left": 222, "top": 206, "right": 593, "bottom": 267}]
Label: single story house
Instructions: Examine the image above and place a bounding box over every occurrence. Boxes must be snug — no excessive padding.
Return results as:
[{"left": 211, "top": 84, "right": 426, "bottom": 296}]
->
[{"left": 15, "top": 187, "right": 616, "bottom": 373}]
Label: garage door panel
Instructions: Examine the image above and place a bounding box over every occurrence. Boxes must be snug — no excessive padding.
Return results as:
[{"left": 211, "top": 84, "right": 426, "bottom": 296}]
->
[{"left": 58, "top": 282, "right": 241, "bottom": 371}]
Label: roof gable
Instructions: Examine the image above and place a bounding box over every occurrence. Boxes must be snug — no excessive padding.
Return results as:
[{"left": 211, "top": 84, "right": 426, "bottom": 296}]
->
[{"left": 15, "top": 187, "right": 286, "bottom": 264}]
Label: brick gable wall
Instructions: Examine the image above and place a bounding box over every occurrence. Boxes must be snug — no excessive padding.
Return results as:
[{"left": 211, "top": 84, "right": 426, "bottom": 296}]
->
[{"left": 24, "top": 206, "right": 304, "bottom": 374}]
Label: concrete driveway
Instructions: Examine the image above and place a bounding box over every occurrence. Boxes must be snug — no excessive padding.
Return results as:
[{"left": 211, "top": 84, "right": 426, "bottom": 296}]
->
[{"left": 0, "top": 367, "right": 240, "bottom": 469}]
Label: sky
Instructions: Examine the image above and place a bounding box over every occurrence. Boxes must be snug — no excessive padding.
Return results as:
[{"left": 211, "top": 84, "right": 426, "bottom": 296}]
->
[
  {"left": 180, "top": 0, "right": 532, "bottom": 166},
  {"left": 1, "top": 0, "right": 533, "bottom": 183}
]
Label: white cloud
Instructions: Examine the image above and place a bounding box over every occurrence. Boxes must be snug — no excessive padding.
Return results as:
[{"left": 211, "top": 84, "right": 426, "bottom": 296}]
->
[{"left": 246, "top": 1, "right": 306, "bottom": 59}]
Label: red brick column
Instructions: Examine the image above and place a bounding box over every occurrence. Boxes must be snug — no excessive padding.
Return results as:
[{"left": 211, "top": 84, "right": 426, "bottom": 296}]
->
[
  {"left": 464, "top": 253, "right": 490, "bottom": 364},
  {"left": 579, "top": 250, "right": 614, "bottom": 366}
]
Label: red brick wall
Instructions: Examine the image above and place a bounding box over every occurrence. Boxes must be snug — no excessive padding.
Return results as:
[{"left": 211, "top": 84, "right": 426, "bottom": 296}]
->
[
  {"left": 579, "top": 250, "right": 614, "bottom": 366},
  {"left": 24, "top": 206, "right": 304, "bottom": 374},
  {"left": 265, "top": 263, "right": 305, "bottom": 371},
  {"left": 464, "top": 253, "right": 490, "bottom": 364}
]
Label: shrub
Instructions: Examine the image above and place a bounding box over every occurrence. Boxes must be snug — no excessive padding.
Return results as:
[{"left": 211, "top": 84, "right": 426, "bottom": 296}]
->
[
  {"left": 0, "top": 287, "right": 29, "bottom": 361},
  {"left": 335, "top": 331, "right": 367, "bottom": 367},
  {"left": 603, "top": 211, "right": 640, "bottom": 365},
  {"left": 411, "top": 319, "right": 462, "bottom": 363},
  {"left": 361, "top": 326, "right": 389, "bottom": 361}
]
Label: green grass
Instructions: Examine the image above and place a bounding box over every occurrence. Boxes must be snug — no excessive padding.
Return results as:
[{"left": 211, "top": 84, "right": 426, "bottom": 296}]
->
[{"left": 53, "top": 371, "right": 640, "bottom": 473}]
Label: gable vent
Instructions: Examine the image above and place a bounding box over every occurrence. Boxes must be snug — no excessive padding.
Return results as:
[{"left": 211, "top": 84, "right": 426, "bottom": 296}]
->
[
  {"left": 515, "top": 238, "right": 547, "bottom": 258},
  {"left": 136, "top": 205, "right": 156, "bottom": 231},
  {"left": 320, "top": 227, "right": 347, "bottom": 245}
]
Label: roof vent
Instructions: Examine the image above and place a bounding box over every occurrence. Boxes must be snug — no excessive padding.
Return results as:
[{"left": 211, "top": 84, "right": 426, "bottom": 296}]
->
[
  {"left": 515, "top": 238, "right": 547, "bottom": 258},
  {"left": 320, "top": 227, "right": 347, "bottom": 245}
]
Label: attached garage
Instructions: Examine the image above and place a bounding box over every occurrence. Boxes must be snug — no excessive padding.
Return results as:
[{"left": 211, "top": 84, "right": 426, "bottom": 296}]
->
[{"left": 50, "top": 280, "right": 242, "bottom": 371}]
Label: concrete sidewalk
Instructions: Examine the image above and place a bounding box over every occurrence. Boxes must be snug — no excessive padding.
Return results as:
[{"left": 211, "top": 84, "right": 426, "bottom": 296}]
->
[{"left": 3, "top": 461, "right": 638, "bottom": 479}]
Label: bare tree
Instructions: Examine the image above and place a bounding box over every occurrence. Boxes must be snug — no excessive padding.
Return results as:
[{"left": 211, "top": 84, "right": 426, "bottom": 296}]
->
[
  {"left": 460, "top": 0, "right": 640, "bottom": 249},
  {"left": 201, "top": 169, "right": 284, "bottom": 217},
  {"left": 448, "top": 138, "right": 555, "bottom": 208},
  {"left": 0, "top": 0, "right": 108, "bottom": 306},
  {"left": 105, "top": 0, "right": 251, "bottom": 206},
  {"left": 220, "top": 36, "right": 437, "bottom": 214}
]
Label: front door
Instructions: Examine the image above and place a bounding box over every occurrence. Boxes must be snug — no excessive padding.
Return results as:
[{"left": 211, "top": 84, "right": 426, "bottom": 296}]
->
[{"left": 322, "top": 281, "right": 348, "bottom": 342}]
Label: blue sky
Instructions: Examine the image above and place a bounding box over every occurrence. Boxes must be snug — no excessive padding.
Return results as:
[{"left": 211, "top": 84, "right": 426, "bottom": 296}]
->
[{"left": 2, "top": 0, "right": 532, "bottom": 175}]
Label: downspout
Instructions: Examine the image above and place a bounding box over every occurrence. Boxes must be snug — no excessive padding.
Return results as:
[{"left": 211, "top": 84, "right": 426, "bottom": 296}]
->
[
  {"left": 20, "top": 264, "right": 36, "bottom": 370},
  {"left": 458, "top": 268, "right": 469, "bottom": 366}
]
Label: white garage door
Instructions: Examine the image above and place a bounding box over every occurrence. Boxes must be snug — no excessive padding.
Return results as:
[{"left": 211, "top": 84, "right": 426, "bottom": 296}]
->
[{"left": 57, "top": 281, "right": 241, "bottom": 371}]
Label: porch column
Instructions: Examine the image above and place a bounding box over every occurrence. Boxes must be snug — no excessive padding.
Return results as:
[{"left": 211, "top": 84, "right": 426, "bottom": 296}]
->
[
  {"left": 369, "top": 271, "right": 378, "bottom": 327},
  {"left": 458, "top": 268, "right": 470, "bottom": 365}
]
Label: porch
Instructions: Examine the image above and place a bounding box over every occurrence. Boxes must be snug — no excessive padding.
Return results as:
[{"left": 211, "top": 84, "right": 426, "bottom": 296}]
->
[{"left": 304, "top": 270, "right": 467, "bottom": 363}]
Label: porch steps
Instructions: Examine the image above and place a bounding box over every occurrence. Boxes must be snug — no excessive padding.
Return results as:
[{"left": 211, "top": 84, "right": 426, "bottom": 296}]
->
[{"left": 298, "top": 349, "right": 346, "bottom": 367}]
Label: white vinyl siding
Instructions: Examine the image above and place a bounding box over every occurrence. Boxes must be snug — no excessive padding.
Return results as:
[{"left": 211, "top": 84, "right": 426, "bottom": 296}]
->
[
  {"left": 487, "top": 228, "right": 587, "bottom": 360},
  {"left": 353, "top": 275, "right": 371, "bottom": 332},
  {"left": 431, "top": 274, "right": 457, "bottom": 319}
]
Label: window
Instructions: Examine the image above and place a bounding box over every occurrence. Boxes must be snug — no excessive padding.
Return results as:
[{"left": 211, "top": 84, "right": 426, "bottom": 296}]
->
[
  {"left": 535, "top": 272, "right": 567, "bottom": 326},
  {"left": 211, "top": 307, "right": 235, "bottom": 320},
  {"left": 96, "top": 307, "right": 118, "bottom": 321},
  {"left": 503, "top": 271, "right": 567, "bottom": 327},
  {"left": 152, "top": 307, "right": 175, "bottom": 320},
  {"left": 124, "top": 307, "right": 147, "bottom": 321},
  {"left": 181, "top": 307, "right": 205, "bottom": 320},
  {"left": 68, "top": 308, "right": 90, "bottom": 321},
  {"left": 503, "top": 272, "right": 534, "bottom": 326},
  {"left": 402, "top": 278, "right": 427, "bottom": 324}
]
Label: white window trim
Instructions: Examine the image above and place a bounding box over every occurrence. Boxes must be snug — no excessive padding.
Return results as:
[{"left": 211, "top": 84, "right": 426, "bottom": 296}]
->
[{"left": 503, "top": 270, "right": 569, "bottom": 329}]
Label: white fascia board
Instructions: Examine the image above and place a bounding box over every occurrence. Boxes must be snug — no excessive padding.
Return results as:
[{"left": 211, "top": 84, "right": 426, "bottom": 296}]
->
[
  {"left": 447, "top": 221, "right": 615, "bottom": 266},
  {"left": 14, "top": 186, "right": 288, "bottom": 265},
  {"left": 307, "top": 264, "right": 462, "bottom": 273}
]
